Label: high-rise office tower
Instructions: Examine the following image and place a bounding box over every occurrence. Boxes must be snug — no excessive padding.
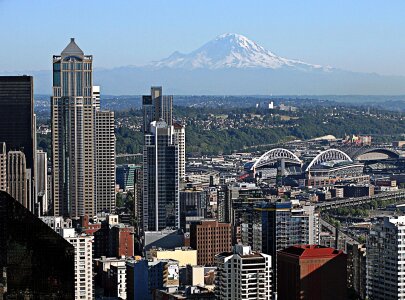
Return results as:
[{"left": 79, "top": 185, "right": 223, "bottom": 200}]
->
[
  {"left": 367, "top": 216, "right": 405, "bottom": 300},
  {"left": 173, "top": 122, "right": 186, "bottom": 180},
  {"left": 0, "top": 142, "right": 6, "bottom": 192},
  {"left": 241, "top": 201, "right": 319, "bottom": 293},
  {"left": 215, "top": 245, "right": 272, "bottom": 300},
  {"left": 0, "top": 76, "right": 36, "bottom": 211},
  {"left": 217, "top": 185, "right": 233, "bottom": 223},
  {"left": 179, "top": 186, "right": 208, "bottom": 231},
  {"left": 95, "top": 109, "right": 116, "bottom": 213},
  {"left": 142, "top": 86, "right": 173, "bottom": 133},
  {"left": 36, "top": 150, "right": 48, "bottom": 215},
  {"left": 0, "top": 76, "right": 35, "bottom": 173},
  {"left": 52, "top": 38, "right": 96, "bottom": 217},
  {"left": 143, "top": 120, "right": 179, "bottom": 231},
  {"left": 7, "top": 151, "right": 29, "bottom": 209}
]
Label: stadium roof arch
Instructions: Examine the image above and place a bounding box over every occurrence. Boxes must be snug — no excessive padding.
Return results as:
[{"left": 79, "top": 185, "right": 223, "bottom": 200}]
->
[
  {"left": 251, "top": 148, "right": 302, "bottom": 171},
  {"left": 305, "top": 149, "right": 352, "bottom": 172}
]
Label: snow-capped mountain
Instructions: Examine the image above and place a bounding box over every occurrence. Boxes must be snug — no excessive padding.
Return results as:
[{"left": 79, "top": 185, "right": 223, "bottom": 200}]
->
[
  {"left": 10, "top": 33, "right": 405, "bottom": 95},
  {"left": 150, "top": 33, "right": 326, "bottom": 71}
]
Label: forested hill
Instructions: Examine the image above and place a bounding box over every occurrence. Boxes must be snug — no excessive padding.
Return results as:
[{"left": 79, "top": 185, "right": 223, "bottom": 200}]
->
[{"left": 113, "top": 105, "right": 405, "bottom": 156}]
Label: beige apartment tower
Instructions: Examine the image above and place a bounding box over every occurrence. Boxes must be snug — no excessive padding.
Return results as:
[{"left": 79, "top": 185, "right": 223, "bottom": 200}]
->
[
  {"left": 7, "top": 151, "right": 28, "bottom": 208},
  {"left": 0, "top": 142, "right": 6, "bottom": 192},
  {"left": 51, "top": 38, "right": 96, "bottom": 217},
  {"left": 95, "top": 109, "right": 116, "bottom": 212}
]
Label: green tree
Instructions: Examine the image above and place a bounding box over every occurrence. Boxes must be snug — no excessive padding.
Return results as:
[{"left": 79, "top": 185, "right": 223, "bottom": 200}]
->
[{"left": 116, "top": 193, "right": 124, "bottom": 208}]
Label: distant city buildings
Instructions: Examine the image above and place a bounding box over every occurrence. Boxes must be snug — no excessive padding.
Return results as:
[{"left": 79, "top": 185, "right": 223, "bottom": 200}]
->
[
  {"left": 3, "top": 37, "right": 405, "bottom": 300},
  {"left": 142, "top": 86, "right": 173, "bottom": 133}
]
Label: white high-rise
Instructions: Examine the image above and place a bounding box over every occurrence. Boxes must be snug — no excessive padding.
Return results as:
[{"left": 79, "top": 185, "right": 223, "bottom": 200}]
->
[
  {"left": 173, "top": 122, "right": 186, "bottom": 180},
  {"left": 367, "top": 216, "right": 405, "bottom": 300},
  {"left": 62, "top": 228, "right": 94, "bottom": 300},
  {"left": 52, "top": 38, "right": 96, "bottom": 217},
  {"left": 215, "top": 245, "right": 272, "bottom": 300}
]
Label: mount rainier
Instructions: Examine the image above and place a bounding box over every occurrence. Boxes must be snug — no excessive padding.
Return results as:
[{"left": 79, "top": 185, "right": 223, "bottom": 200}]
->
[
  {"left": 14, "top": 33, "right": 405, "bottom": 95},
  {"left": 149, "top": 33, "right": 327, "bottom": 71}
]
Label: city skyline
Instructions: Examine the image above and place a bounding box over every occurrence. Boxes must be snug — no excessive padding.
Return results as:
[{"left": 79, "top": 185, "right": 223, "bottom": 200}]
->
[{"left": 2, "top": 2, "right": 405, "bottom": 299}]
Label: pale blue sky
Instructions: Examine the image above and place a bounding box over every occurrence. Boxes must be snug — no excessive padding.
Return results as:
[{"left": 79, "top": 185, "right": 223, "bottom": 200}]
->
[{"left": 0, "top": 0, "right": 404, "bottom": 75}]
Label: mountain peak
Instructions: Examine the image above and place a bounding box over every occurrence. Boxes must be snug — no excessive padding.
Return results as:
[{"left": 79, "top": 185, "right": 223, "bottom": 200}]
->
[{"left": 150, "top": 33, "right": 324, "bottom": 71}]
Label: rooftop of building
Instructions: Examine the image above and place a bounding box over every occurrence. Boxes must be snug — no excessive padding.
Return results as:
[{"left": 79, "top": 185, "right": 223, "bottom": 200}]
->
[
  {"left": 173, "top": 121, "right": 185, "bottom": 129},
  {"left": 61, "top": 38, "right": 84, "bottom": 57},
  {"left": 150, "top": 247, "right": 196, "bottom": 252},
  {"left": 278, "top": 244, "right": 344, "bottom": 258},
  {"left": 217, "top": 245, "right": 267, "bottom": 259}
]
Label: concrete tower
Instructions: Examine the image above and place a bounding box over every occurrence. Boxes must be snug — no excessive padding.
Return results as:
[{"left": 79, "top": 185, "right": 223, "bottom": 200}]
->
[
  {"left": 51, "top": 38, "right": 96, "bottom": 217},
  {"left": 95, "top": 109, "right": 116, "bottom": 213}
]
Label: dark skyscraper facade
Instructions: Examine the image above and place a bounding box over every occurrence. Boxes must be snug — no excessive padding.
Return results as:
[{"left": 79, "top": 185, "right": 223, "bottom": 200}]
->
[
  {"left": 0, "top": 76, "right": 35, "bottom": 213},
  {"left": 0, "top": 191, "right": 74, "bottom": 298},
  {"left": 143, "top": 121, "right": 179, "bottom": 231},
  {"left": 0, "top": 76, "right": 35, "bottom": 172}
]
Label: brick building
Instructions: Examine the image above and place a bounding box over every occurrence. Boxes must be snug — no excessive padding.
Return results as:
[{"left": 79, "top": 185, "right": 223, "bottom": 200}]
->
[
  {"left": 189, "top": 219, "right": 232, "bottom": 266},
  {"left": 277, "top": 245, "right": 347, "bottom": 300},
  {"left": 110, "top": 225, "right": 134, "bottom": 257},
  {"left": 93, "top": 215, "right": 134, "bottom": 258}
]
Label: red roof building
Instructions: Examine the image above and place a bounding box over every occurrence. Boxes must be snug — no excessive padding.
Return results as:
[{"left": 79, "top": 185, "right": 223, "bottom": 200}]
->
[{"left": 277, "top": 245, "right": 347, "bottom": 300}]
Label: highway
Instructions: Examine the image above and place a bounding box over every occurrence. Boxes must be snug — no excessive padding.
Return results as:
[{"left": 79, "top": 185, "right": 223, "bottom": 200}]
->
[
  {"left": 319, "top": 218, "right": 360, "bottom": 245},
  {"left": 316, "top": 189, "right": 405, "bottom": 210}
]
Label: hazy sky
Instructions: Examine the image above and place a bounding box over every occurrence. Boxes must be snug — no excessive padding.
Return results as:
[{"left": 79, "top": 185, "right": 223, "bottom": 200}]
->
[{"left": 1, "top": 0, "right": 405, "bottom": 75}]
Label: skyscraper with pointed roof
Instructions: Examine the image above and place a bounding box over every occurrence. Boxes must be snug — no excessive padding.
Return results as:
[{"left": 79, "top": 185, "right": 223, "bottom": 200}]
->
[{"left": 51, "top": 38, "right": 96, "bottom": 217}]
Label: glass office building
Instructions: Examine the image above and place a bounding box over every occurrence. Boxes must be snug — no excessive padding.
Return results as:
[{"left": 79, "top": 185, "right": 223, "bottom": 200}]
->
[
  {"left": 0, "top": 191, "right": 74, "bottom": 298},
  {"left": 143, "top": 121, "right": 179, "bottom": 231}
]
